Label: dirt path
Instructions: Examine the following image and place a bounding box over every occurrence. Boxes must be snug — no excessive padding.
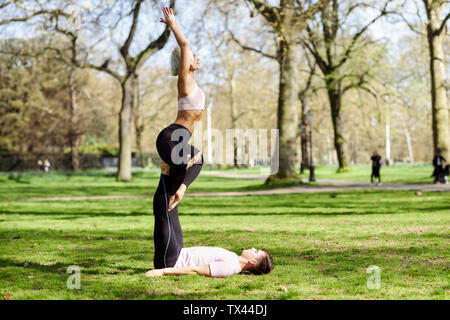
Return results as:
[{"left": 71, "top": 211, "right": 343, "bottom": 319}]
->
[
  {"left": 202, "top": 171, "right": 450, "bottom": 191},
  {"left": 26, "top": 170, "right": 449, "bottom": 201}
]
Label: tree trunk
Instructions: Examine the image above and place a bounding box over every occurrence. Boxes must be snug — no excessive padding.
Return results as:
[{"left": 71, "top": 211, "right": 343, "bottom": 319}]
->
[
  {"left": 134, "top": 75, "right": 144, "bottom": 168},
  {"left": 117, "top": 73, "right": 137, "bottom": 181},
  {"left": 68, "top": 69, "right": 80, "bottom": 172},
  {"left": 135, "top": 126, "right": 144, "bottom": 168},
  {"left": 385, "top": 110, "right": 391, "bottom": 166},
  {"left": 70, "top": 136, "right": 80, "bottom": 172},
  {"left": 267, "top": 40, "right": 299, "bottom": 182},
  {"left": 425, "top": 0, "right": 450, "bottom": 160},
  {"left": 299, "top": 94, "right": 310, "bottom": 173},
  {"left": 326, "top": 80, "right": 349, "bottom": 171},
  {"left": 229, "top": 76, "right": 239, "bottom": 168},
  {"left": 352, "top": 135, "right": 358, "bottom": 165}
]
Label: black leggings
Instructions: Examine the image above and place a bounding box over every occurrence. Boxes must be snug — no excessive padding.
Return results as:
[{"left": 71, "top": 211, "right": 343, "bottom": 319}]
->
[
  {"left": 371, "top": 167, "right": 381, "bottom": 183},
  {"left": 153, "top": 123, "right": 203, "bottom": 269}
]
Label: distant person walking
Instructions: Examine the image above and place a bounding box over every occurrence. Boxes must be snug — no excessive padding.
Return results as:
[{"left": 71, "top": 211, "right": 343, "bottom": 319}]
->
[
  {"left": 370, "top": 150, "right": 382, "bottom": 185},
  {"left": 37, "top": 160, "right": 43, "bottom": 171},
  {"left": 44, "top": 159, "right": 51, "bottom": 172},
  {"left": 432, "top": 149, "right": 449, "bottom": 184}
]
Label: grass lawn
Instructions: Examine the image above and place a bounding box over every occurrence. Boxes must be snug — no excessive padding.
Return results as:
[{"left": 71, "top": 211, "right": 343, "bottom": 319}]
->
[
  {"left": 311, "top": 164, "right": 435, "bottom": 184},
  {"left": 0, "top": 164, "right": 436, "bottom": 201},
  {"left": 208, "top": 163, "right": 435, "bottom": 185},
  {"left": 0, "top": 169, "right": 448, "bottom": 300},
  {"left": 0, "top": 169, "right": 264, "bottom": 201}
]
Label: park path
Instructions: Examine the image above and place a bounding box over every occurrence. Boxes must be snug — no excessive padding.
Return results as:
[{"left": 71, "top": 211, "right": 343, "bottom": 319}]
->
[
  {"left": 200, "top": 171, "right": 450, "bottom": 193},
  {"left": 26, "top": 170, "right": 449, "bottom": 201}
]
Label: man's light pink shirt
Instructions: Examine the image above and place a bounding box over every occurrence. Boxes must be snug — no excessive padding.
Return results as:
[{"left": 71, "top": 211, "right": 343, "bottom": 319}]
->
[{"left": 174, "top": 247, "right": 241, "bottom": 278}]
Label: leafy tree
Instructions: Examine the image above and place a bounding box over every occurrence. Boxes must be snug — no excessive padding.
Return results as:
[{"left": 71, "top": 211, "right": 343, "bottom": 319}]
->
[
  {"left": 422, "top": 0, "right": 449, "bottom": 159},
  {"left": 302, "top": 0, "right": 396, "bottom": 171},
  {"left": 229, "top": 0, "right": 328, "bottom": 182}
]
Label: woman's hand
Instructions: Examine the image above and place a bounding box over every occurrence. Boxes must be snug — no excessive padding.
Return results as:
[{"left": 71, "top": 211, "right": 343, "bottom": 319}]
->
[
  {"left": 168, "top": 184, "right": 187, "bottom": 212},
  {"left": 160, "top": 6, "right": 176, "bottom": 27},
  {"left": 160, "top": 5, "right": 189, "bottom": 49}
]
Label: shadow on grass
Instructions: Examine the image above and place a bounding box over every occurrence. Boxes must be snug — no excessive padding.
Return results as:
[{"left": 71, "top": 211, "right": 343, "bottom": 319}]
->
[
  {"left": 0, "top": 257, "right": 150, "bottom": 277},
  {"left": 0, "top": 229, "right": 153, "bottom": 242},
  {"left": 0, "top": 186, "right": 154, "bottom": 201},
  {"left": 0, "top": 207, "right": 425, "bottom": 218},
  {"left": 2, "top": 193, "right": 448, "bottom": 218}
]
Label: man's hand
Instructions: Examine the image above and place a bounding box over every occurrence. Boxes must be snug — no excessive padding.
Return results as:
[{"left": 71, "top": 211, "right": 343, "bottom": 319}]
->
[{"left": 145, "top": 269, "right": 165, "bottom": 277}]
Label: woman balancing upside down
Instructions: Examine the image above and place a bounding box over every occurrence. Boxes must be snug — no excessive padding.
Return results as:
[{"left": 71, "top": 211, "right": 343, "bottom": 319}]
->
[
  {"left": 152, "top": 6, "right": 205, "bottom": 270},
  {"left": 149, "top": 7, "right": 274, "bottom": 278}
]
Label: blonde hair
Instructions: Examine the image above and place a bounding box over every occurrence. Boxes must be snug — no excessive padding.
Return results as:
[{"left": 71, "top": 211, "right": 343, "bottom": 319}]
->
[{"left": 170, "top": 47, "right": 195, "bottom": 76}]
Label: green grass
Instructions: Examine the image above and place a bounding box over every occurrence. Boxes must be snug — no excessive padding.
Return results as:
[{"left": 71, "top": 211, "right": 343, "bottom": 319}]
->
[
  {"left": 0, "top": 169, "right": 263, "bottom": 201},
  {"left": 206, "top": 163, "right": 435, "bottom": 184},
  {"left": 0, "top": 169, "right": 448, "bottom": 300},
  {"left": 0, "top": 164, "right": 435, "bottom": 201},
  {"left": 311, "top": 164, "right": 434, "bottom": 184}
]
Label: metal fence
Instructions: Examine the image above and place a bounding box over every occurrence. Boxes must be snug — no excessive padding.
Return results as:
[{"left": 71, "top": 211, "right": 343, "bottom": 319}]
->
[{"left": 0, "top": 152, "right": 159, "bottom": 172}]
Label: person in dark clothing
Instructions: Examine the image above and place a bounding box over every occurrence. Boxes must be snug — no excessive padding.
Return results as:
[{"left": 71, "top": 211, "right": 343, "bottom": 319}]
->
[
  {"left": 432, "top": 149, "right": 449, "bottom": 184},
  {"left": 370, "top": 150, "right": 382, "bottom": 185}
]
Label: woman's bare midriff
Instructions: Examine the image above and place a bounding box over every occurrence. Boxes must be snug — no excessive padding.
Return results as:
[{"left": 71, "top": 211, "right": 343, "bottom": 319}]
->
[{"left": 174, "top": 110, "right": 203, "bottom": 135}]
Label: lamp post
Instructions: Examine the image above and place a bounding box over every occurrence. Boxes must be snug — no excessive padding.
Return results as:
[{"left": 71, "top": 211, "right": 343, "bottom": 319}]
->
[
  {"left": 307, "top": 110, "right": 316, "bottom": 182},
  {"left": 384, "top": 95, "right": 391, "bottom": 166},
  {"left": 206, "top": 98, "right": 213, "bottom": 167},
  {"left": 298, "top": 124, "right": 305, "bottom": 174}
]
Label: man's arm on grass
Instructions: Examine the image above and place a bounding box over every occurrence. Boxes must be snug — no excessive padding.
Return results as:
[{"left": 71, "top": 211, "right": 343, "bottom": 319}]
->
[{"left": 145, "top": 265, "right": 211, "bottom": 277}]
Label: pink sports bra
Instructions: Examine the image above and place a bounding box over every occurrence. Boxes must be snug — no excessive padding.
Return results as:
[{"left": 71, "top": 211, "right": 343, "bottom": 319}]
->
[{"left": 178, "top": 81, "right": 205, "bottom": 111}]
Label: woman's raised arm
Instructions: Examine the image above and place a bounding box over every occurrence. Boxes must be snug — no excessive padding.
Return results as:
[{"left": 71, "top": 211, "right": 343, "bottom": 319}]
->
[{"left": 160, "top": 6, "right": 192, "bottom": 78}]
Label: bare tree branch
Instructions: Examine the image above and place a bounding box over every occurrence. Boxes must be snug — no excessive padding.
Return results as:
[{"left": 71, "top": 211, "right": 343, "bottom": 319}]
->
[
  {"left": 248, "top": 0, "right": 280, "bottom": 24},
  {"left": 293, "top": 0, "right": 329, "bottom": 31},
  {"left": 336, "top": 0, "right": 394, "bottom": 69},
  {"left": 79, "top": 61, "right": 122, "bottom": 81},
  {"left": 0, "top": 8, "right": 69, "bottom": 25},
  {"left": 0, "top": 1, "right": 13, "bottom": 10},
  {"left": 227, "top": 26, "right": 277, "bottom": 60},
  {"left": 437, "top": 12, "right": 450, "bottom": 35},
  {"left": 298, "top": 46, "right": 317, "bottom": 98},
  {"left": 133, "top": 0, "right": 175, "bottom": 72},
  {"left": 302, "top": 26, "right": 328, "bottom": 72},
  {"left": 134, "top": 24, "right": 171, "bottom": 70},
  {"left": 389, "top": 11, "right": 425, "bottom": 36},
  {"left": 120, "top": 0, "right": 144, "bottom": 60}
]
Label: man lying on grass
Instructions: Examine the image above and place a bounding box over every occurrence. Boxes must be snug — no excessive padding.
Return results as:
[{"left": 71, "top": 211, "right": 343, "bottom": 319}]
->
[{"left": 145, "top": 247, "right": 274, "bottom": 278}]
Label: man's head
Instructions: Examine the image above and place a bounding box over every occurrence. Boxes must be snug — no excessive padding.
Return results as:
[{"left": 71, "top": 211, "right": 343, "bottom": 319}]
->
[{"left": 241, "top": 248, "right": 274, "bottom": 275}]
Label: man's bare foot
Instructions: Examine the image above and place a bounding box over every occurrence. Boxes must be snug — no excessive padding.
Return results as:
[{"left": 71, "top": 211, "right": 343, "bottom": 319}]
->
[{"left": 168, "top": 184, "right": 187, "bottom": 212}]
